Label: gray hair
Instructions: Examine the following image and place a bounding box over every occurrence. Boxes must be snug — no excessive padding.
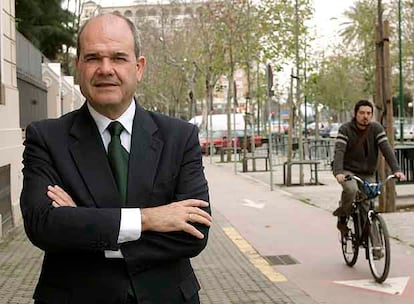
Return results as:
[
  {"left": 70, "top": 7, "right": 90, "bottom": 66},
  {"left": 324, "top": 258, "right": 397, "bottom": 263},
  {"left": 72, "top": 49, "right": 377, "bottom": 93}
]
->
[{"left": 76, "top": 12, "right": 142, "bottom": 59}]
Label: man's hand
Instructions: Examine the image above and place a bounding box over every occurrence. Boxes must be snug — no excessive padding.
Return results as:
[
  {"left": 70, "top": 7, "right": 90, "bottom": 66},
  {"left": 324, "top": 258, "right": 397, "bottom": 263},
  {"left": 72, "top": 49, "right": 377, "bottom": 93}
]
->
[
  {"left": 336, "top": 174, "right": 346, "bottom": 184},
  {"left": 394, "top": 171, "right": 406, "bottom": 181},
  {"left": 141, "top": 200, "right": 212, "bottom": 240},
  {"left": 47, "top": 185, "right": 77, "bottom": 207}
]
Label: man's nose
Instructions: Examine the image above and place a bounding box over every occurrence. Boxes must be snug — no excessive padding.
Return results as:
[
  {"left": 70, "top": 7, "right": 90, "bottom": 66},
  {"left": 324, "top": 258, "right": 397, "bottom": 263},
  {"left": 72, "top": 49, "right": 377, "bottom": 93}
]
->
[{"left": 97, "top": 57, "right": 114, "bottom": 74}]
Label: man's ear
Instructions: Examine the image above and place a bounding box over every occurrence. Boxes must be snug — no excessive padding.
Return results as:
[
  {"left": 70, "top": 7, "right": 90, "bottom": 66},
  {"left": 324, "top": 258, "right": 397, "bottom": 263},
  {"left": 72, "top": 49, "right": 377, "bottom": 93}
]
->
[{"left": 136, "top": 56, "right": 146, "bottom": 82}]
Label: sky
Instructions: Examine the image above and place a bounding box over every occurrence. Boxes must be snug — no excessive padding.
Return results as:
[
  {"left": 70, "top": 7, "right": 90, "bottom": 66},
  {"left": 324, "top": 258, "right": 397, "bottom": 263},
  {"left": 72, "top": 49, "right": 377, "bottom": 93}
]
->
[{"left": 310, "top": 0, "right": 355, "bottom": 53}]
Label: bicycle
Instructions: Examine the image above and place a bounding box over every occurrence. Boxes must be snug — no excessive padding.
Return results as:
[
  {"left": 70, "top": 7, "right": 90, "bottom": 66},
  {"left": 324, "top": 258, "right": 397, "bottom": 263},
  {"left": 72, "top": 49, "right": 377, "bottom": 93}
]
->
[{"left": 340, "top": 174, "right": 397, "bottom": 283}]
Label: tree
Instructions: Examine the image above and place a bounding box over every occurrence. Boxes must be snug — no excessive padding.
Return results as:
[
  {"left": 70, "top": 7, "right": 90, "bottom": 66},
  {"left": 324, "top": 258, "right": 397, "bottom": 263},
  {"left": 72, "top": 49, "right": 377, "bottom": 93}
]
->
[
  {"left": 340, "top": 0, "right": 382, "bottom": 98},
  {"left": 16, "top": 0, "right": 76, "bottom": 61},
  {"left": 312, "top": 49, "right": 367, "bottom": 122}
]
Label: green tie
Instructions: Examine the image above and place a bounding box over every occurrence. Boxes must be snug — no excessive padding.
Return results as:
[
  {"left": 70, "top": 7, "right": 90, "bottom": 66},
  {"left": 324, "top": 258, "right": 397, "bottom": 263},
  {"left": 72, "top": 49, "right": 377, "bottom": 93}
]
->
[{"left": 107, "top": 121, "right": 129, "bottom": 205}]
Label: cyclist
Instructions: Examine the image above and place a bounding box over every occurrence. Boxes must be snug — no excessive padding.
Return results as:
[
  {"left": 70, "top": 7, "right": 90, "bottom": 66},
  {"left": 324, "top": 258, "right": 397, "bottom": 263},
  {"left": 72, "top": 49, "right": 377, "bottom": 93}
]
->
[{"left": 332, "top": 100, "right": 405, "bottom": 257}]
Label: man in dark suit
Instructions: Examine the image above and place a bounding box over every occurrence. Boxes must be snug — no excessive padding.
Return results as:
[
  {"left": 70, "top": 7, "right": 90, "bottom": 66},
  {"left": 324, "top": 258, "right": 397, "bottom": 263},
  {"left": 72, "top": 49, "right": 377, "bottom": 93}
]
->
[{"left": 20, "top": 13, "right": 211, "bottom": 304}]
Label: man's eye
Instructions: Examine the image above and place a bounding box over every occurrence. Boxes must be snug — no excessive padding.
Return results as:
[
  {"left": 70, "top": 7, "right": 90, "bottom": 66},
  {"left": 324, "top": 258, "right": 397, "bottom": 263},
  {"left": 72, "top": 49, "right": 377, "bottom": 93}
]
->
[
  {"left": 84, "top": 57, "right": 99, "bottom": 62},
  {"left": 113, "top": 57, "right": 128, "bottom": 63}
]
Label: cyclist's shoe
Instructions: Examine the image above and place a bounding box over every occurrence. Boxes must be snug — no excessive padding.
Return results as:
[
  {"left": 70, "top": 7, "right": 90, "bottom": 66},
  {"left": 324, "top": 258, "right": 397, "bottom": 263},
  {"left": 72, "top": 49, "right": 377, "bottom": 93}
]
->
[
  {"left": 333, "top": 206, "right": 347, "bottom": 217},
  {"left": 372, "top": 248, "right": 384, "bottom": 260},
  {"left": 337, "top": 217, "right": 349, "bottom": 236}
]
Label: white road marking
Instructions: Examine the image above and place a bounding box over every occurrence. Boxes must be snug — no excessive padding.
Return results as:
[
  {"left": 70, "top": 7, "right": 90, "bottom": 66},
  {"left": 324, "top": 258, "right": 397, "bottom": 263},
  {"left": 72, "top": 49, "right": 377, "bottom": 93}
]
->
[
  {"left": 333, "top": 276, "right": 410, "bottom": 295},
  {"left": 242, "top": 198, "right": 265, "bottom": 209}
]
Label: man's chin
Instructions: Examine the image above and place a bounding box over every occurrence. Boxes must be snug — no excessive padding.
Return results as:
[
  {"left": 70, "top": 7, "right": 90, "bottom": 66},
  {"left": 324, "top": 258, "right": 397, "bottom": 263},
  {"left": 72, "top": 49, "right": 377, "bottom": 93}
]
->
[{"left": 89, "top": 95, "right": 122, "bottom": 105}]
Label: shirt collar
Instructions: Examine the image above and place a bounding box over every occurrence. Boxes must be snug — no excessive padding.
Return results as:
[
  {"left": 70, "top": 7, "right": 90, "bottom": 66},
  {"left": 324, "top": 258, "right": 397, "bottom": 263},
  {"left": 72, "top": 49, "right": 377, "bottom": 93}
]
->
[{"left": 87, "top": 100, "right": 135, "bottom": 135}]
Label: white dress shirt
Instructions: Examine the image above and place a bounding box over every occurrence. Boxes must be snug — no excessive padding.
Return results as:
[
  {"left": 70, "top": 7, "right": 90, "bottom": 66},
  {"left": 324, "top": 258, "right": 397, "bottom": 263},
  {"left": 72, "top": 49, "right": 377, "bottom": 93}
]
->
[{"left": 87, "top": 101, "right": 141, "bottom": 258}]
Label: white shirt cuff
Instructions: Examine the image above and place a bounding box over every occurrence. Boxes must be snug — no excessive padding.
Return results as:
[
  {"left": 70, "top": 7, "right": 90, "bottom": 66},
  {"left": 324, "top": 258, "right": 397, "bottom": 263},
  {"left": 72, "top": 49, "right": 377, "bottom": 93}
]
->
[
  {"left": 104, "top": 208, "right": 142, "bottom": 259},
  {"left": 104, "top": 250, "right": 123, "bottom": 258},
  {"left": 118, "top": 208, "right": 142, "bottom": 243}
]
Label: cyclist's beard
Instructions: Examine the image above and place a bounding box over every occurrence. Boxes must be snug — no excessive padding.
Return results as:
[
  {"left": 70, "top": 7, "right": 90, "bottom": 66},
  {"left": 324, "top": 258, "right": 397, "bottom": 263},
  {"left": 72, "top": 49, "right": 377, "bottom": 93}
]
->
[{"left": 356, "top": 119, "right": 370, "bottom": 129}]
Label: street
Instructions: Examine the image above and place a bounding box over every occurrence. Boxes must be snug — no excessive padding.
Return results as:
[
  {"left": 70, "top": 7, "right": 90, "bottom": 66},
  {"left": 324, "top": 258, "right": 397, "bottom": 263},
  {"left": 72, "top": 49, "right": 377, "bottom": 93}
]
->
[{"left": 203, "top": 155, "right": 414, "bottom": 303}]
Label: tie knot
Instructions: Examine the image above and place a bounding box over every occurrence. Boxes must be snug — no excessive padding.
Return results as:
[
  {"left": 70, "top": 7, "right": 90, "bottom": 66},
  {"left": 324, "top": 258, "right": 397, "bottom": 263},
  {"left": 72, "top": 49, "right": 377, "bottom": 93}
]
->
[{"left": 108, "top": 121, "right": 124, "bottom": 137}]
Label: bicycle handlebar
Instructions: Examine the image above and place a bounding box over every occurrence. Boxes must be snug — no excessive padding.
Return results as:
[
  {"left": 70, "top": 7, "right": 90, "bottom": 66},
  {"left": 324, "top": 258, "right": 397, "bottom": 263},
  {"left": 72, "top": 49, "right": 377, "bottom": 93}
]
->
[
  {"left": 344, "top": 174, "right": 398, "bottom": 185},
  {"left": 344, "top": 174, "right": 398, "bottom": 199}
]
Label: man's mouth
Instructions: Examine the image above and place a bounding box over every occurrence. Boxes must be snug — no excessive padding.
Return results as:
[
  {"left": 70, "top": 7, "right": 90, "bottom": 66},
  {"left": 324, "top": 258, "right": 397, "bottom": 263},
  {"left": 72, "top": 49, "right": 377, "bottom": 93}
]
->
[{"left": 95, "top": 82, "right": 118, "bottom": 87}]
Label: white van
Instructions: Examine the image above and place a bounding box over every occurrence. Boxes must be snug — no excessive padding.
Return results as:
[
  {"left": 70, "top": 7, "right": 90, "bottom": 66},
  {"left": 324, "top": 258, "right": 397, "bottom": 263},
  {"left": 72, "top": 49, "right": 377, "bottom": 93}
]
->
[{"left": 189, "top": 113, "right": 247, "bottom": 131}]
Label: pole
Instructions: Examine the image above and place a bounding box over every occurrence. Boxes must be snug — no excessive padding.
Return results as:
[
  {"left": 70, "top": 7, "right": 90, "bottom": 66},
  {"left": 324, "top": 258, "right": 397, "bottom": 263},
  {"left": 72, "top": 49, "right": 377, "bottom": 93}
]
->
[
  {"left": 295, "top": 0, "right": 304, "bottom": 185},
  {"left": 384, "top": 20, "right": 396, "bottom": 212},
  {"left": 256, "top": 60, "right": 261, "bottom": 135},
  {"left": 375, "top": 0, "right": 386, "bottom": 211},
  {"left": 266, "top": 64, "right": 274, "bottom": 191},
  {"left": 233, "top": 81, "right": 237, "bottom": 174},
  {"left": 304, "top": 43, "right": 308, "bottom": 139},
  {"left": 398, "top": 0, "right": 404, "bottom": 143}
]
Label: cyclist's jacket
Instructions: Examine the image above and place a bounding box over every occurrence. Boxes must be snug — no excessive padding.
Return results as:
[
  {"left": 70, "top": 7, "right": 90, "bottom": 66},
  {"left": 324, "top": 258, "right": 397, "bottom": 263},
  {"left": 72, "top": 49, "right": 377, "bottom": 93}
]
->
[{"left": 333, "top": 119, "right": 400, "bottom": 176}]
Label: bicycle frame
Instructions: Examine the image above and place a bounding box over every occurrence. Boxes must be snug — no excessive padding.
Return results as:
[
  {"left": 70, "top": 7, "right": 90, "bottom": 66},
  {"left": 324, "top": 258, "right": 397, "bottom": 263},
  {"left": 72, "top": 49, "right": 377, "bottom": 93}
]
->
[
  {"left": 352, "top": 198, "right": 374, "bottom": 255},
  {"left": 349, "top": 174, "right": 394, "bottom": 248},
  {"left": 341, "top": 174, "right": 395, "bottom": 283}
]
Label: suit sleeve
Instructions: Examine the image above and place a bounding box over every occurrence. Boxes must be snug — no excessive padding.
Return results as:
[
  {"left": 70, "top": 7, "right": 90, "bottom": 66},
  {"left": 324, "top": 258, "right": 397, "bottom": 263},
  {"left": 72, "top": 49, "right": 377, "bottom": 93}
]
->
[
  {"left": 121, "top": 124, "right": 210, "bottom": 273},
  {"left": 20, "top": 123, "right": 121, "bottom": 253}
]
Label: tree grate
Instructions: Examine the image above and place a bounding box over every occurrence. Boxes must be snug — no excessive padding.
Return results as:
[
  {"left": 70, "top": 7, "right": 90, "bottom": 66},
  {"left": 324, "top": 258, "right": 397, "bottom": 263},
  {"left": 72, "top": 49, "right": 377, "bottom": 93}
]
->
[{"left": 264, "top": 255, "right": 300, "bottom": 265}]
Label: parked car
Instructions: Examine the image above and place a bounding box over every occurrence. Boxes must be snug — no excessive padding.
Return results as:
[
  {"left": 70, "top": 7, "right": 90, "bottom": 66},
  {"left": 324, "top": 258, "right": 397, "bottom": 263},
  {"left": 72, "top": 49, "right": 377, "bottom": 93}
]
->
[
  {"left": 199, "top": 129, "right": 263, "bottom": 154},
  {"left": 226, "top": 130, "right": 263, "bottom": 151},
  {"left": 395, "top": 123, "right": 414, "bottom": 141},
  {"left": 306, "top": 122, "right": 327, "bottom": 136},
  {"left": 199, "top": 130, "right": 227, "bottom": 155},
  {"left": 319, "top": 125, "right": 333, "bottom": 138},
  {"left": 329, "top": 123, "right": 341, "bottom": 138},
  {"left": 270, "top": 121, "right": 289, "bottom": 134}
]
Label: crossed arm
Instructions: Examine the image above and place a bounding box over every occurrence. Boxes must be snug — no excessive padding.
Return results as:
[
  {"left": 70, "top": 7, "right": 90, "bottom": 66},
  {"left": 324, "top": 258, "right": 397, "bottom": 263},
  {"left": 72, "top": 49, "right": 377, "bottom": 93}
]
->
[
  {"left": 21, "top": 121, "right": 211, "bottom": 267},
  {"left": 48, "top": 185, "right": 211, "bottom": 239}
]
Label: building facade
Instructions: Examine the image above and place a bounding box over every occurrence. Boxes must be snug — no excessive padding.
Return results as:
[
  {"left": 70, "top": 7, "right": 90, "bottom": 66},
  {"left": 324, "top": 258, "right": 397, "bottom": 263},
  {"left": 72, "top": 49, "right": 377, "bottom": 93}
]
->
[
  {"left": 0, "top": 1, "right": 84, "bottom": 239},
  {"left": 0, "top": 0, "right": 23, "bottom": 237},
  {"left": 80, "top": 0, "right": 206, "bottom": 29}
]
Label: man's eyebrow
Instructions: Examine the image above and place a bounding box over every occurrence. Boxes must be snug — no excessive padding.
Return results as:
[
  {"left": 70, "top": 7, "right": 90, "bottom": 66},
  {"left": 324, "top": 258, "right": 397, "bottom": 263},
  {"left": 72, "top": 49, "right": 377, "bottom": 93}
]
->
[
  {"left": 82, "top": 51, "right": 130, "bottom": 57},
  {"left": 112, "top": 51, "right": 129, "bottom": 57},
  {"left": 82, "top": 52, "right": 100, "bottom": 58}
]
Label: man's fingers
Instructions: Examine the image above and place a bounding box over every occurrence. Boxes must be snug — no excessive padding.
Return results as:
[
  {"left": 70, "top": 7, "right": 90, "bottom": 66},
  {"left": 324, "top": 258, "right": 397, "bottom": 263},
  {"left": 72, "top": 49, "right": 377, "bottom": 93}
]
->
[
  {"left": 187, "top": 213, "right": 211, "bottom": 227},
  {"left": 183, "top": 224, "right": 205, "bottom": 239},
  {"left": 188, "top": 207, "right": 212, "bottom": 222},
  {"left": 181, "top": 199, "right": 209, "bottom": 208},
  {"left": 47, "top": 185, "right": 77, "bottom": 207},
  {"left": 54, "top": 185, "right": 73, "bottom": 202}
]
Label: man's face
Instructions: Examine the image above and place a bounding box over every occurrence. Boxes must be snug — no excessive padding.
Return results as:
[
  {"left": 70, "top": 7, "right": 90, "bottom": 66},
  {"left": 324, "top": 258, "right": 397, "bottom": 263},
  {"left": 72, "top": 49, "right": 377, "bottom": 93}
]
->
[
  {"left": 76, "top": 15, "right": 146, "bottom": 118},
  {"left": 355, "top": 105, "right": 373, "bottom": 129}
]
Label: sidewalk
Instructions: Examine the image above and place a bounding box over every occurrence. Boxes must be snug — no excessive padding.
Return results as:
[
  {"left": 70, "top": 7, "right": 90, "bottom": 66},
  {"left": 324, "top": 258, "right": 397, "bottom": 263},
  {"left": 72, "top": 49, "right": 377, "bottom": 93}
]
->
[{"left": 207, "top": 153, "right": 414, "bottom": 248}]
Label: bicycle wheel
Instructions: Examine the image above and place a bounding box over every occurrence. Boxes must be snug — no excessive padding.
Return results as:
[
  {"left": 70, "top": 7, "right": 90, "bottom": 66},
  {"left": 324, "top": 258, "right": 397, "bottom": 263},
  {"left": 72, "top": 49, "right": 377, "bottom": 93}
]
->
[
  {"left": 341, "top": 214, "right": 359, "bottom": 266},
  {"left": 367, "top": 214, "right": 391, "bottom": 283}
]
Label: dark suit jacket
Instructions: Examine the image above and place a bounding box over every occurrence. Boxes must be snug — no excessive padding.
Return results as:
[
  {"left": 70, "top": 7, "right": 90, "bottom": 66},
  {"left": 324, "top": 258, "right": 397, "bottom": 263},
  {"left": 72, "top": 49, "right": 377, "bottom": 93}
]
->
[{"left": 20, "top": 102, "right": 210, "bottom": 304}]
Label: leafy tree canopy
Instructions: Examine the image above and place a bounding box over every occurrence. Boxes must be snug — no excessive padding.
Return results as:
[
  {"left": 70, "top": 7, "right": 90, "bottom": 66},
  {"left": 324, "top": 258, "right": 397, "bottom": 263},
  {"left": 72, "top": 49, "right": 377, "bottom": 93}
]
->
[{"left": 16, "top": 0, "right": 76, "bottom": 60}]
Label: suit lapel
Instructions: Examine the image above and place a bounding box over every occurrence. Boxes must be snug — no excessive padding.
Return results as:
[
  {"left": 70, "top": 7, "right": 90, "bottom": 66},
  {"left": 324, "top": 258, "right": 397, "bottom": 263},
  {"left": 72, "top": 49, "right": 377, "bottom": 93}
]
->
[
  {"left": 68, "top": 104, "right": 120, "bottom": 208},
  {"left": 127, "top": 103, "right": 163, "bottom": 207}
]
